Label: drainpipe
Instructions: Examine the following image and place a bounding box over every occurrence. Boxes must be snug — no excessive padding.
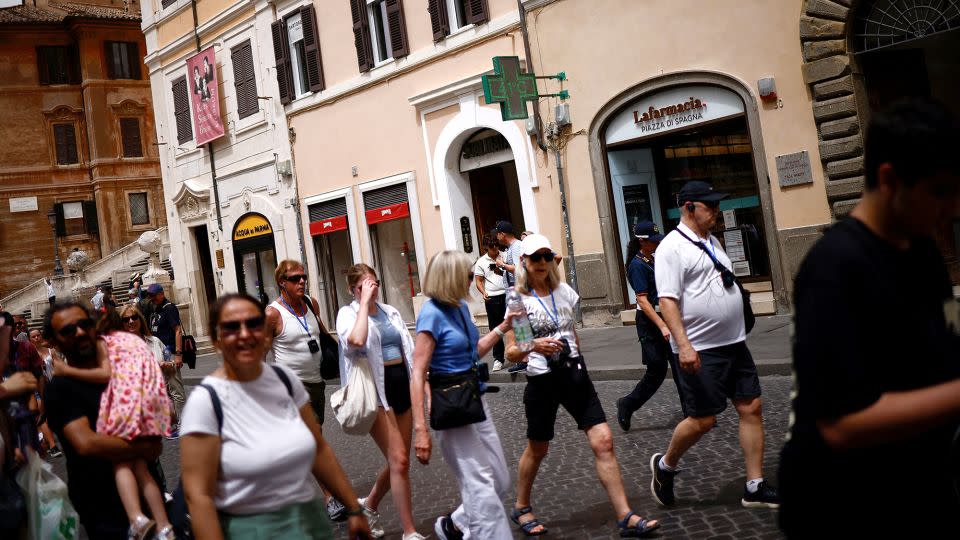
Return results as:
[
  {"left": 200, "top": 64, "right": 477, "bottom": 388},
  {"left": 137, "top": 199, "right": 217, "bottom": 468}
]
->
[
  {"left": 191, "top": 0, "right": 223, "bottom": 232},
  {"left": 517, "top": 0, "right": 547, "bottom": 153}
]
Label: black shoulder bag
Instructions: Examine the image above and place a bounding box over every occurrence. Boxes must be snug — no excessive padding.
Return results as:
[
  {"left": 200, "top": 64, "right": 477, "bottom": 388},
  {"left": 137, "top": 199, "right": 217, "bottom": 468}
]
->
[
  {"left": 303, "top": 298, "right": 340, "bottom": 380},
  {"left": 675, "top": 229, "right": 755, "bottom": 334},
  {"left": 427, "top": 307, "right": 486, "bottom": 430}
]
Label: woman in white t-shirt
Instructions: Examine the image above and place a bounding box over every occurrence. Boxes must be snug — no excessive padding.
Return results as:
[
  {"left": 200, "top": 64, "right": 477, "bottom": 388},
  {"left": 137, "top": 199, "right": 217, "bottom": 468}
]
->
[
  {"left": 504, "top": 234, "right": 660, "bottom": 538},
  {"left": 179, "top": 293, "right": 370, "bottom": 540}
]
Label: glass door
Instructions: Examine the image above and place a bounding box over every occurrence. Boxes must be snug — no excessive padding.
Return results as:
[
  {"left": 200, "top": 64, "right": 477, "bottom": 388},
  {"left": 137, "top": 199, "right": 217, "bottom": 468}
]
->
[{"left": 608, "top": 147, "right": 662, "bottom": 300}]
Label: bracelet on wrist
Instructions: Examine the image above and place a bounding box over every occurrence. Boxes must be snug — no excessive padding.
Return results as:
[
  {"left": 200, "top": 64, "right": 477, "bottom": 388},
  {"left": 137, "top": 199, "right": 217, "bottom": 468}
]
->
[
  {"left": 345, "top": 507, "right": 364, "bottom": 517},
  {"left": 493, "top": 326, "right": 504, "bottom": 337}
]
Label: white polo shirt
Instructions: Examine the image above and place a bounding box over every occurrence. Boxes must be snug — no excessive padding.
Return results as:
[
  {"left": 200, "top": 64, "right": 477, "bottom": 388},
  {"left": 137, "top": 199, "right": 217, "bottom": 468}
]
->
[
  {"left": 654, "top": 221, "right": 745, "bottom": 353},
  {"left": 474, "top": 253, "right": 506, "bottom": 296}
]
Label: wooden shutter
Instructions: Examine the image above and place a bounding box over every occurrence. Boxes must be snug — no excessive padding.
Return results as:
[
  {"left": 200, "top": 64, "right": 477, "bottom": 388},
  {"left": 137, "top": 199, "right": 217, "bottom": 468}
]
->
[
  {"left": 53, "top": 203, "right": 66, "bottom": 237},
  {"left": 384, "top": 0, "right": 409, "bottom": 58},
  {"left": 127, "top": 42, "right": 142, "bottom": 80},
  {"left": 466, "top": 0, "right": 489, "bottom": 25},
  {"left": 120, "top": 118, "right": 143, "bottom": 157},
  {"left": 172, "top": 76, "right": 193, "bottom": 144},
  {"left": 300, "top": 6, "right": 326, "bottom": 93},
  {"left": 161, "top": 0, "right": 176, "bottom": 8},
  {"left": 350, "top": 0, "right": 373, "bottom": 73},
  {"left": 68, "top": 45, "right": 81, "bottom": 84},
  {"left": 232, "top": 41, "right": 259, "bottom": 119},
  {"left": 83, "top": 200, "right": 99, "bottom": 235},
  {"left": 37, "top": 47, "right": 50, "bottom": 85},
  {"left": 427, "top": 0, "right": 450, "bottom": 42},
  {"left": 271, "top": 21, "right": 292, "bottom": 105},
  {"left": 53, "top": 123, "right": 78, "bottom": 165},
  {"left": 104, "top": 42, "right": 116, "bottom": 79}
]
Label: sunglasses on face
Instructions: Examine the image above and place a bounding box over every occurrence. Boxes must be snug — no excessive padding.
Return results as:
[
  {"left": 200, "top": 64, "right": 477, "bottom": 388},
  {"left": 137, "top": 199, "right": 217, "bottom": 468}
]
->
[
  {"left": 284, "top": 274, "right": 307, "bottom": 283},
  {"left": 696, "top": 200, "right": 721, "bottom": 210},
  {"left": 218, "top": 316, "right": 266, "bottom": 336},
  {"left": 527, "top": 252, "right": 556, "bottom": 263},
  {"left": 123, "top": 316, "right": 140, "bottom": 324},
  {"left": 57, "top": 317, "right": 95, "bottom": 338}
]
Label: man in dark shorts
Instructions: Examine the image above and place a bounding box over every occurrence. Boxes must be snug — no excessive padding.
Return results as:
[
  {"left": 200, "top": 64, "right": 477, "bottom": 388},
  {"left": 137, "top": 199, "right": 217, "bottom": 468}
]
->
[
  {"left": 778, "top": 98, "right": 960, "bottom": 537},
  {"left": 650, "top": 180, "right": 779, "bottom": 509}
]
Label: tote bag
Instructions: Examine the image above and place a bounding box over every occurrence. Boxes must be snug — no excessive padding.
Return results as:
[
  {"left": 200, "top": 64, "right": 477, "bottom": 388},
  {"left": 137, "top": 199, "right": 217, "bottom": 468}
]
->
[{"left": 330, "top": 358, "right": 378, "bottom": 435}]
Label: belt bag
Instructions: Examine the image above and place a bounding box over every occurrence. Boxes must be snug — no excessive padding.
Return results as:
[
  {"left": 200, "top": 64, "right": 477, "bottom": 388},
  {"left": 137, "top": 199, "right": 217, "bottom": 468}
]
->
[
  {"left": 428, "top": 368, "right": 486, "bottom": 430},
  {"left": 330, "top": 358, "right": 378, "bottom": 435}
]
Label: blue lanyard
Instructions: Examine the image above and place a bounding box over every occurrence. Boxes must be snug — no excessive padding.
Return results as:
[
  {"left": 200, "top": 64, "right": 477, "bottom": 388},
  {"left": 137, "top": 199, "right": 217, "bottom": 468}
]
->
[
  {"left": 279, "top": 297, "right": 311, "bottom": 337},
  {"left": 531, "top": 289, "right": 560, "bottom": 328},
  {"left": 701, "top": 238, "right": 717, "bottom": 259}
]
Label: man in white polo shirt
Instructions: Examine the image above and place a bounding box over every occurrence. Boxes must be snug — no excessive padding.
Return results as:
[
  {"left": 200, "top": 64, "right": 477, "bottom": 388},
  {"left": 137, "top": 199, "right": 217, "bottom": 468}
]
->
[{"left": 649, "top": 180, "right": 779, "bottom": 510}]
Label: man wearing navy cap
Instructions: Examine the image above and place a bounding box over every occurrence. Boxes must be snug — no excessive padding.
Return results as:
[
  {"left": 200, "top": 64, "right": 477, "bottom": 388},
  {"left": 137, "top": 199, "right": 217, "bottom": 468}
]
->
[
  {"left": 616, "top": 221, "right": 673, "bottom": 431},
  {"left": 649, "top": 180, "right": 779, "bottom": 509}
]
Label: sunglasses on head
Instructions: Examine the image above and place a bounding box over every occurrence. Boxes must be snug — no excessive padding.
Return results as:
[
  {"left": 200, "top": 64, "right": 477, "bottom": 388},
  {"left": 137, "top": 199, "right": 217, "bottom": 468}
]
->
[
  {"left": 218, "top": 316, "right": 266, "bottom": 335},
  {"left": 527, "top": 251, "right": 556, "bottom": 263},
  {"left": 57, "top": 317, "right": 95, "bottom": 338},
  {"left": 122, "top": 316, "right": 140, "bottom": 324},
  {"left": 284, "top": 274, "right": 307, "bottom": 283}
]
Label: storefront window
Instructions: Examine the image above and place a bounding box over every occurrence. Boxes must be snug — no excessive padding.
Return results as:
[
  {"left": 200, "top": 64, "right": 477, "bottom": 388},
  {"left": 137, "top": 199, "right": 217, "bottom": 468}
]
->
[
  {"left": 309, "top": 198, "right": 355, "bottom": 324},
  {"left": 232, "top": 213, "right": 279, "bottom": 305},
  {"left": 363, "top": 183, "right": 421, "bottom": 323}
]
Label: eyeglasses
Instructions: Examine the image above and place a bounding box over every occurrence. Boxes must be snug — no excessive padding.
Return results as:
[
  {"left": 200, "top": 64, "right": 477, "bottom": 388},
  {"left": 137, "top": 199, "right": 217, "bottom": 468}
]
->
[
  {"left": 698, "top": 200, "right": 721, "bottom": 210},
  {"left": 218, "top": 316, "right": 266, "bottom": 335},
  {"left": 284, "top": 274, "right": 307, "bottom": 283},
  {"left": 57, "top": 317, "right": 95, "bottom": 338},
  {"left": 15, "top": 322, "right": 25, "bottom": 328},
  {"left": 122, "top": 316, "right": 140, "bottom": 324},
  {"left": 527, "top": 252, "right": 556, "bottom": 263}
]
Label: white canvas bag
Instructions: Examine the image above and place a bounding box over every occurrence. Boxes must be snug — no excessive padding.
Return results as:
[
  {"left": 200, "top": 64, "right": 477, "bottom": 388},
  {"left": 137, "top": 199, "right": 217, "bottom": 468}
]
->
[{"left": 330, "top": 356, "right": 378, "bottom": 434}]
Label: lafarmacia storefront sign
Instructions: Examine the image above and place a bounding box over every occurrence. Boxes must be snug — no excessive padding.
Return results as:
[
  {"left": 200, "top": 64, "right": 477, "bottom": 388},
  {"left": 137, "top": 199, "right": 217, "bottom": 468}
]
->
[{"left": 605, "top": 85, "right": 745, "bottom": 145}]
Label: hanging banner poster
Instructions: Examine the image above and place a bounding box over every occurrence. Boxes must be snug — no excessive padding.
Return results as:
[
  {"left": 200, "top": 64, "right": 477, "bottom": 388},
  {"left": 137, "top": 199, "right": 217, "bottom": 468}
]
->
[{"left": 187, "top": 47, "right": 225, "bottom": 145}]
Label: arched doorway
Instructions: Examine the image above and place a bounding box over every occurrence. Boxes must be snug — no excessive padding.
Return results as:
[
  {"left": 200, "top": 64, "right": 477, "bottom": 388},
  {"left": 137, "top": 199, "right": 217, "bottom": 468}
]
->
[
  {"left": 232, "top": 212, "right": 279, "bottom": 305},
  {"left": 460, "top": 129, "right": 526, "bottom": 245}
]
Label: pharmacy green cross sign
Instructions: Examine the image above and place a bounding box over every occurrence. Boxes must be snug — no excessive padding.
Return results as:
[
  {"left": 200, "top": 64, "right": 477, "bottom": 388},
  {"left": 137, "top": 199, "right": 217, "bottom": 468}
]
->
[{"left": 482, "top": 56, "right": 538, "bottom": 121}]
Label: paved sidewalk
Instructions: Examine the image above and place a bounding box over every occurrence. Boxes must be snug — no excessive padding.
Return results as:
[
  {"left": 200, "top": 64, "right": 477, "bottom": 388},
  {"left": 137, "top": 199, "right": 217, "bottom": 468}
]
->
[{"left": 183, "top": 315, "right": 792, "bottom": 385}]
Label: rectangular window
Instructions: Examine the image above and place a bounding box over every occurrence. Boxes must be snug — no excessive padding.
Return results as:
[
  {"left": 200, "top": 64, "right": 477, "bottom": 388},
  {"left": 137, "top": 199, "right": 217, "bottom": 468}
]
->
[
  {"left": 53, "top": 123, "right": 79, "bottom": 165},
  {"left": 105, "top": 42, "right": 141, "bottom": 80},
  {"left": 129, "top": 193, "right": 149, "bottom": 225},
  {"left": 367, "top": 0, "right": 392, "bottom": 64},
  {"left": 363, "top": 183, "right": 421, "bottom": 322},
  {"left": 231, "top": 41, "right": 259, "bottom": 119},
  {"left": 62, "top": 201, "right": 86, "bottom": 236},
  {"left": 445, "top": 0, "right": 467, "bottom": 30},
  {"left": 37, "top": 46, "right": 80, "bottom": 85},
  {"left": 161, "top": 0, "right": 177, "bottom": 8},
  {"left": 172, "top": 76, "right": 193, "bottom": 144},
  {"left": 286, "top": 13, "right": 310, "bottom": 98},
  {"left": 119, "top": 118, "right": 143, "bottom": 157}
]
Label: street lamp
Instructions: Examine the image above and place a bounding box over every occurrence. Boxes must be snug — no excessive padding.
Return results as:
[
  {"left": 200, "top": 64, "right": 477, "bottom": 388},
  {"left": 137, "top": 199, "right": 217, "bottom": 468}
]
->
[{"left": 47, "top": 209, "right": 63, "bottom": 276}]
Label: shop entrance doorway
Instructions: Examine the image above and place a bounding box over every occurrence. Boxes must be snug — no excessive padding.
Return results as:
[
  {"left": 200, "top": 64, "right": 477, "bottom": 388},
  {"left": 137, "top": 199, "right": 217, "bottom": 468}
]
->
[
  {"left": 232, "top": 213, "right": 279, "bottom": 305},
  {"left": 308, "top": 198, "right": 355, "bottom": 324},
  {"left": 191, "top": 225, "right": 217, "bottom": 320},
  {"left": 461, "top": 130, "right": 525, "bottom": 244}
]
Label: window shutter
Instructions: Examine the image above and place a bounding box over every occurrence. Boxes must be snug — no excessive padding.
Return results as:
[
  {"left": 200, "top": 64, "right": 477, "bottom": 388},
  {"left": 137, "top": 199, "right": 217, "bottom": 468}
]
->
[
  {"left": 120, "top": 118, "right": 143, "bottom": 157},
  {"left": 350, "top": 0, "right": 373, "bottom": 73},
  {"left": 65, "top": 123, "right": 78, "bottom": 163},
  {"left": 271, "top": 21, "right": 292, "bottom": 105},
  {"left": 68, "top": 45, "right": 81, "bottom": 84},
  {"left": 466, "top": 0, "right": 489, "bottom": 25},
  {"left": 127, "top": 42, "right": 142, "bottom": 80},
  {"left": 53, "top": 124, "right": 78, "bottom": 165},
  {"left": 37, "top": 47, "right": 50, "bottom": 85},
  {"left": 161, "top": 0, "right": 176, "bottom": 7},
  {"left": 172, "top": 76, "right": 193, "bottom": 144},
  {"left": 427, "top": 0, "right": 450, "bottom": 42},
  {"left": 300, "top": 5, "right": 326, "bottom": 92},
  {"left": 104, "top": 42, "right": 116, "bottom": 79},
  {"left": 232, "top": 41, "right": 259, "bottom": 119},
  {"left": 83, "top": 200, "right": 99, "bottom": 235},
  {"left": 384, "top": 0, "right": 409, "bottom": 58},
  {"left": 54, "top": 203, "right": 66, "bottom": 237}
]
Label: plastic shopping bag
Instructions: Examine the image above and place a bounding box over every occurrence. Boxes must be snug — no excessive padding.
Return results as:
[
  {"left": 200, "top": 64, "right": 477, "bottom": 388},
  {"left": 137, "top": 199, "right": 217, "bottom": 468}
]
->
[{"left": 15, "top": 449, "right": 79, "bottom": 540}]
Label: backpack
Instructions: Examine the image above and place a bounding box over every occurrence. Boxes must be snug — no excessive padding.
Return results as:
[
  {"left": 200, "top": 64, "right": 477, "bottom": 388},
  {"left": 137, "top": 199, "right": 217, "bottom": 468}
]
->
[{"left": 168, "top": 365, "right": 293, "bottom": 539}]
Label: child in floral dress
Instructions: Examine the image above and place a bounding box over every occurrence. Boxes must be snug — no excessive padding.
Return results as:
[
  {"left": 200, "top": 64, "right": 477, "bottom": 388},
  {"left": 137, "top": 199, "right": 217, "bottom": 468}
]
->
[{"left": 60, "top": 314, "right": 173, "bottom": 540}]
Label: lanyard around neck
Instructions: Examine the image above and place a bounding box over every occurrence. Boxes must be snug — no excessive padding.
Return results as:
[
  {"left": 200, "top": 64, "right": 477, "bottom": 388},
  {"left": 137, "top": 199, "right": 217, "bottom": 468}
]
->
[
  {"left": 531, "top": 289, "right": 560, "bottom": 328},
  {"left": 279, "top": 296, "right": 311, "bottom": 336}
]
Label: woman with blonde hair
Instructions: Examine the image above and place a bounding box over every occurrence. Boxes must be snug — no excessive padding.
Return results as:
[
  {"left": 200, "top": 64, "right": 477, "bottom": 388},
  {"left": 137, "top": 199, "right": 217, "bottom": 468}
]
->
[
  {"left": 335, "top": 263, "right": 424, "bottom": 540},
  {"left": 411, "top": 250, "right": 515, "bottom": 539},
  {"left": 505, "top": 234, "right": 660, "bottom": 537}
]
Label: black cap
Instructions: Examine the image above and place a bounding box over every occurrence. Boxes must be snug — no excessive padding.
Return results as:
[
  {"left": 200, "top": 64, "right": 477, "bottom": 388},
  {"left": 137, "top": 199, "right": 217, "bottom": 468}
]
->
[
  {"left": 634, "top": 221, "right": 665, "bottom": 242},
  {"left": 677, "top": 180, "right": 729, "bottom": 204},
  {"left": 494, "top": 221, "right": 515, "bottom": 235}
]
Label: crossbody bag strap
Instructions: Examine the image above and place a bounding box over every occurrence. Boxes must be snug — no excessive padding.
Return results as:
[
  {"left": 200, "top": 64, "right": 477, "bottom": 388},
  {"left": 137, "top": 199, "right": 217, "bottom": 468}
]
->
[
  {"left": 197, "top": 384, "right": 223, "bottom": 435},
  {"left": 454, "top": 306, "right": 478, "bottom": 364},
  {"left": 269, "top": 364, "right": 294, "bottom": 398},
  {"left": 674, "top": 228, "right": 731, "bottom": 275},
  {"left": 303, "top": 296, "right": 329, "bottom": 334}
]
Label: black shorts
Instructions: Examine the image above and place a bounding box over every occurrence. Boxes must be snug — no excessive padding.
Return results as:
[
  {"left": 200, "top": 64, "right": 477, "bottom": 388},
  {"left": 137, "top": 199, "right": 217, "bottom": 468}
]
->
[
  {"left": 384, "top": 363, "right": 412, "bottom": 415},
  {"left": 523, "top": 357, "right": 607, "bottom": 441},
  {"left": 303, "top": 381, "right": 326, "bottom": 425},
  {"left": 673, "top": 341, "right": 761, "bottom": 418}
]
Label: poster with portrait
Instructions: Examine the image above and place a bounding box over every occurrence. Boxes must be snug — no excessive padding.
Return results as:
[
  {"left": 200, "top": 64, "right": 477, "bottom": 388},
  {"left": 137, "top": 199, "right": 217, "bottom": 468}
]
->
[{"left": 186, "top": 47, "right": 224, "bottom": 145}]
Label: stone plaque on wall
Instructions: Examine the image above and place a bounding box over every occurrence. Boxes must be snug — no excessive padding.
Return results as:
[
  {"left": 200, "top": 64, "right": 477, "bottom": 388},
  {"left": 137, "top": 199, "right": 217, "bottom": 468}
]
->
[
  {"left": 9, "top": 196, "right": 38, "bottom": 213},
  {"left": 776, "top": 151, "right": 814, "bottom": 188}
]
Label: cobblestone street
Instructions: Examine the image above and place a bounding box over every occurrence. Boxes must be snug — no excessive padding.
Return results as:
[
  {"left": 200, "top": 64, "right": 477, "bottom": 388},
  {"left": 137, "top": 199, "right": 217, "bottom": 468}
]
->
[{"left": 54, "top": 375, "right": 790, "bottom": 539}]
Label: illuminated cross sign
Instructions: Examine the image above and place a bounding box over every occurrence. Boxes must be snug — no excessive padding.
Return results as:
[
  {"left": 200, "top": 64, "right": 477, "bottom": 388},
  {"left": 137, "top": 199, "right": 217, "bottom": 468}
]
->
[{"left": 482, "top": 56, "right": 538, "bottom": 121}]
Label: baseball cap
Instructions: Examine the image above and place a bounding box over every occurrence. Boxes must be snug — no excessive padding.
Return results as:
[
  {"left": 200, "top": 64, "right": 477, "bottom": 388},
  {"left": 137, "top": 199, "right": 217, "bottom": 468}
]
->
[
  {"left": 146, "top": 283, "right": 164, "bottom": 295},
  {"left": 634, "top": 221, "right": 665, "bottom": 242},
  {"left": 494, "top": 221, "right": 515, "bottom": 235},
  {"left": 520, "top": 233, "right": 553, "bottom": 256},
  {"left": 677, "top": 180, "right": 729, "bottom": 204}
]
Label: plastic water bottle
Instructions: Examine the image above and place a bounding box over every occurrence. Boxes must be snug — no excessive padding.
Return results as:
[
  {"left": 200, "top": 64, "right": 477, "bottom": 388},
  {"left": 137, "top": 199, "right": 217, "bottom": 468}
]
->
[
  {"left": 506, "top": 287, "right": 534, "bottom": 352},
  {"left": 163, "top": 346, "right": 172, "bottom": 363}
]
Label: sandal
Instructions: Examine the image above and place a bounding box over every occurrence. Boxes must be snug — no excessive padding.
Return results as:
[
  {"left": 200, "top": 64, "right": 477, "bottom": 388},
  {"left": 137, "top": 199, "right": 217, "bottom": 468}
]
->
[
  {"left": 617, "top": 511, "right": 660, "bottom": 538},
  {"left": 511, "top": 506, "right": 548, "bottom": 536}
]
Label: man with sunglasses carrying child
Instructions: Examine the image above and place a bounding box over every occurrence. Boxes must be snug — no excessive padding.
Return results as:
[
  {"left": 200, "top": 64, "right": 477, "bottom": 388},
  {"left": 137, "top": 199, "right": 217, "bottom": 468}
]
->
[{"left": 649, "top": 180, "right": 779, "bottom": 510}]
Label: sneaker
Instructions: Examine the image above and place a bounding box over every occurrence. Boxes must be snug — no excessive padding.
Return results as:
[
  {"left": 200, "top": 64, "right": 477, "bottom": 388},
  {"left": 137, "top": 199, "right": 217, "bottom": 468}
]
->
[
  {"left": 616, "top": 398, "right": 631, "bottom": 432},
  {"left": 326, "top": 496, "right": 347, "bottom": 522},
  {"left": 402, "top": 533, "right": 427, "bottom": 540},
  {"left": 153, "top": 526, "right": 175, "bottom": 540},
  {"left": 127, "top": 515, "right": 155, "bottom": 540},
  {"left": 434, "top": 514, "right": 464, "bottom": 540},
  {"left": 507, "top": 362, "right": 528, "bottom": 373},
  {"left": 358, "top": 497, "right": 385, "bottom": 538},
  {"left": 164, "top": 429, "right": 180, "bottom": 441},
  {"left": 741, "top": 480, "right": 780, "bottom": 509},
  {"left": 492, "top": 360, "right": 504, "bottom": 372},
  {"left": 649, "top": 453, "right": 679, "bottom": 507},
  {"left": 47, "top": 446, "right": 63, "bottom": 458}
]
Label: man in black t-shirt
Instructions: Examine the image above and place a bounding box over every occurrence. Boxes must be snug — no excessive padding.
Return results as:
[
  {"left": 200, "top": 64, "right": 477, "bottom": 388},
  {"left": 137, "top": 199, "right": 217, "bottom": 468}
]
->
[
  {"left": 43, "top": 301, "right": 162, "bottom": 539},
  {"left": 779, "top": 98, "right": 960, "bottom": 537},
  {"left": 147, "top": 284, "right": 185, "bottom": 436}
]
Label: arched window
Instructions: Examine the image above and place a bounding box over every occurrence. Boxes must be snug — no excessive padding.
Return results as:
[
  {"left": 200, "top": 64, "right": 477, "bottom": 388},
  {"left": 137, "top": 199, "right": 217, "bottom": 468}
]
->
[{"left": 852, "top": 0, "right": 960, "bottom": 53}]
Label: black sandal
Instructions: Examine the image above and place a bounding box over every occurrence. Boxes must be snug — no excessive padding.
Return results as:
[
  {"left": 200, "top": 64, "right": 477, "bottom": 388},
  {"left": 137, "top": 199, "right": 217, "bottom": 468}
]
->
[
  {"left": 617, "top": 511, "right": 660, "bottom": 538},
  {"left": 511, "top": 506, "right": 548, "bottom": 536}
]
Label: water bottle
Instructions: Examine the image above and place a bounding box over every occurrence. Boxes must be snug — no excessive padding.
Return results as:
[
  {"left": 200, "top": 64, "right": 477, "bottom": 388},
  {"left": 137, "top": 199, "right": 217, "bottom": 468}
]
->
[
  {"left": 506, "top": 287, "right": 534, "bottom": 352},
  {"left": 163, "top": 346, "right": 172, "bottom": 363}
]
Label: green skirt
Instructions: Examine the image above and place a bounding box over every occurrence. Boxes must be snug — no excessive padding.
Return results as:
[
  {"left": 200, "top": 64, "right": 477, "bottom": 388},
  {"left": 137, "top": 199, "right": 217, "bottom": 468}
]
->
[{"left": 219, "top": 496, "right": 333, "bottom": 540}]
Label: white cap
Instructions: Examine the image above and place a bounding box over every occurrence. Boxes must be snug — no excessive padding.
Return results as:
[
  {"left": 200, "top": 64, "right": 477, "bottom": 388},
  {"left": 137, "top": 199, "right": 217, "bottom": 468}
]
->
[{"left": 520, "top": 233, "right": 553, "bottom": 256}]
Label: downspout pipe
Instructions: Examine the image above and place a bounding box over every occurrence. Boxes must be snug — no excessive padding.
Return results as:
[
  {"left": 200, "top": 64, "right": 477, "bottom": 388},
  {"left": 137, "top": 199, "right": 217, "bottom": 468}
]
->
[
  {"left": 191, "top": 0, "right": 223, "bottom": 232},
  {"left": 517, "top": 0, "right": 547, "bottom": 152}
]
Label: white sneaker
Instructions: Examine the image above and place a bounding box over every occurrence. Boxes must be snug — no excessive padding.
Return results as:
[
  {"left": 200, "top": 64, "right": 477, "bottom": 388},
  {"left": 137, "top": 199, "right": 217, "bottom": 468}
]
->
[
  {"left": 402, "top": 533, "right": 427, "bottom": 540},
  {"left": 492, "top": 360, "right": 503, "bottom": 371},
  {"left": 358, "top": 497, "right": 385, "bottom": 538}
]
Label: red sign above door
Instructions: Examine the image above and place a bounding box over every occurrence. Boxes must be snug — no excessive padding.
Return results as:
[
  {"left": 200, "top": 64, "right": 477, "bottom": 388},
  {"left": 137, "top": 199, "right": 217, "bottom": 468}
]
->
[
  {"left": 309, "top": 215, "right": 348, "bottom": 236},
  {"left": 365, "top": 202, "right": 410, "bottom": 225}
]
